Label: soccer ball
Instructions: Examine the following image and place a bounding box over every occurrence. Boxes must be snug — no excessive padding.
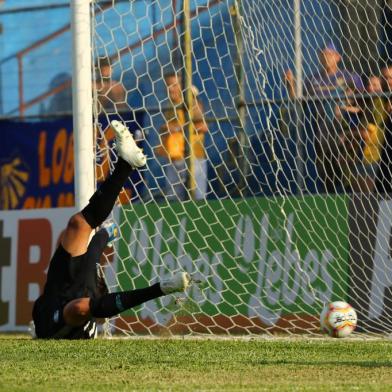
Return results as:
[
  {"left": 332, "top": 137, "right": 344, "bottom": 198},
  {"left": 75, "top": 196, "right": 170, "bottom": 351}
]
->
[{"left": 320, "top": 301, "right": 357, "bottom": 338}]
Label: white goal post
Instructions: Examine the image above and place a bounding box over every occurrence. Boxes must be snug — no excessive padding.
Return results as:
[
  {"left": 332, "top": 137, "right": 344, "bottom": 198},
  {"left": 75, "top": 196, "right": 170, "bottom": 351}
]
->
[
  {"left": 71, "top": 0, "right": 392, "bottom": 337},
  {"left": 71, "top": 0, "right": 95, "bottom": 210}
]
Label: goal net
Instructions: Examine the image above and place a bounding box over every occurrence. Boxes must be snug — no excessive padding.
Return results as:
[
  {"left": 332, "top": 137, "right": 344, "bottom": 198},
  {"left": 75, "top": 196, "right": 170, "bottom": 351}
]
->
[{"left": 88, "top": 0, "right": 392, "bottom": 336}]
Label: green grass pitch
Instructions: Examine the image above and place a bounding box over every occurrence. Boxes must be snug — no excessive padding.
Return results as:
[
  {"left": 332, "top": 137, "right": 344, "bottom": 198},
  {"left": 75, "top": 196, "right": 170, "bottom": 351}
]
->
[{"left": 2, "top": 335, "right": 392, "bottom": 391}]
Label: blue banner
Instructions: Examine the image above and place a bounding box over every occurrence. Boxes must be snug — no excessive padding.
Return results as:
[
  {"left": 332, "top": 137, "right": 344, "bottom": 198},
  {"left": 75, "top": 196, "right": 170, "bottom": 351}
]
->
[{"left": 0, "top": 116, "right": 145, "bottom": 210}]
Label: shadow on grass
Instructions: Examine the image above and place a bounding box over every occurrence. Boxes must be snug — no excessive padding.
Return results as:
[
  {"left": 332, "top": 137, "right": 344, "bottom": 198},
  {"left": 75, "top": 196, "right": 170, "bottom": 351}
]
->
[
  {"left": 111, "top": 358, "right": 392, "bottom": 369},
  {"left": 248, "top": 359, "right": 392, "bottom": 368}
]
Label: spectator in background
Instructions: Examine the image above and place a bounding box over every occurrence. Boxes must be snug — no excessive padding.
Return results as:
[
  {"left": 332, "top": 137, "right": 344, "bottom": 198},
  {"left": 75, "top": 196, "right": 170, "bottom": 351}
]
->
[
  {"left": 284, "top": 42, "right": 364, "bottom": 192},
  {"left": 285, "top": 43, "right": 364, "bottom": 104},
  {"left": 367, "top": 75, "right": 383, "bottom": 95},
  {"left": 46, "top": 72, "right": 72, "bottom": 115},
  {"left": 156, "top": 72, "right": 208, "bottom": 201},
  {"left": 375, "top": 65, "right": 392, "bottom": 194},
  {"left": 321, "top": 78, "right": 385, "bottom": 194},
  {"left": 355, "top": 75, "right": 387, "bottom": 192},
  {"left": 375, "top": 110, "right": 392, "bottom": 194},
  {"left": 285, "top": 42, "right": 364, "bottom": 130},
  {"left": 381, "top": 64, "right": 392, "bottom": 93},
  {"left": 333, "top": 84, "right": 363, "bottom": 192},
  {"left": 94, "top": 57, "right": 139, "bottom": 202},
  {"left": 336, "top": 74, "right": 388, "bottom": 193},
  {"left": 95, "top": 57, "right": 128, "bottom": 115}
]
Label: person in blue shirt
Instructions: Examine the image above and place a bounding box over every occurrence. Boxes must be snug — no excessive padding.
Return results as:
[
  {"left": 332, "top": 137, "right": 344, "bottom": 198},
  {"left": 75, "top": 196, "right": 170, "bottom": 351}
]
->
[
  {"left": 284, "top": 42, "right": 364, "bottom": 192},
  {"left": 285, "top": 42, "right": 363, "bottom": 125},
  {"left": 305, "top": 43, "right": 363, "bottom": 127}
]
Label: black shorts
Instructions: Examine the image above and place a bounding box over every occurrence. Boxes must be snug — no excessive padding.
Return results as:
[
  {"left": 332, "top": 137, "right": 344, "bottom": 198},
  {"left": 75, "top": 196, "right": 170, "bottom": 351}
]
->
[
  {"left": 32, "top": 245, "right": 97, "bottom": 339},
  {"left": 32, "top": 294, "right": 67, "bottom": 338},
  {"left": 32, "top": 295, "right": 97, "bottom": 339}
]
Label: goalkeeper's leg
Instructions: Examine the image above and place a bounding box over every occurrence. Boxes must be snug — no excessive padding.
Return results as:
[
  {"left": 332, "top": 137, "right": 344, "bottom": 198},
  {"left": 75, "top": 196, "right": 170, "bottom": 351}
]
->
[
  {"left": 61, "top": 120, "right": 146, "bottom": 257},
  {"left": 68, "top": 223, "right": 116, "bottom": 298},
  {"left": 63, "top": 272, "right": 191, "bottom": 326}
]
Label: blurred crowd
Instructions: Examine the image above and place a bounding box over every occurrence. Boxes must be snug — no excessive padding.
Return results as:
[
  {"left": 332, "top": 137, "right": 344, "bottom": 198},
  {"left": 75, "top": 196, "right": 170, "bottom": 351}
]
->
[
  {"left": 41, "top": 45, "right": 392, "bottom": 202},
  {"left": 94, "top": 46, "right": 392, "bottom": 200},
  {"left": 93, "top": 58, "right": 209, "bottom": 202},
  {"left": 95, "top": 45, "right": 392, "bottom": 200},
  {"left": 284, "top": 42, "right": 392, "bottom": 195}
]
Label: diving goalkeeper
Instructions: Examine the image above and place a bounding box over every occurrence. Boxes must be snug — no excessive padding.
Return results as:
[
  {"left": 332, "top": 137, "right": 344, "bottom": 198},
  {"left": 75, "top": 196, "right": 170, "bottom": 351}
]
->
[{"left": 32, "top": 120, "right": 190, "bottom": 339}]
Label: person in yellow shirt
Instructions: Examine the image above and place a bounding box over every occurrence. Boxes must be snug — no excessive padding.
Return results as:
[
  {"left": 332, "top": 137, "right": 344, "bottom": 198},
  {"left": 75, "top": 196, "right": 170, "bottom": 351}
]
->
[
  {"left": 156, "top": 73, "right": 208, "bottom": 200},
  {"left": 357, "top": 75, "right": 388, "bottom": 192}
]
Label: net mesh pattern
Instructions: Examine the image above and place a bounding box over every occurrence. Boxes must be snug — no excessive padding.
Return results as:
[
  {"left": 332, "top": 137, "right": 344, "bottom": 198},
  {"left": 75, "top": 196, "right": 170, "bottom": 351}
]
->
[{"left": 91, "top": 0, "right": 392, "bottom": 336}]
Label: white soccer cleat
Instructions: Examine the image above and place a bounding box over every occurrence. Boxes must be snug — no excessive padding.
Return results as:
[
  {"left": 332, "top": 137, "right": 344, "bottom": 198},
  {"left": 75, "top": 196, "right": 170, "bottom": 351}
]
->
[
  {"left": 111, "top": 120, "right": 146, "bottom": 168},
  {"left": 160, "top": 272, "right": 191, "bottom": 295},
  {"left": 28, "top": 320, "right": 37, "bottom": 339}
]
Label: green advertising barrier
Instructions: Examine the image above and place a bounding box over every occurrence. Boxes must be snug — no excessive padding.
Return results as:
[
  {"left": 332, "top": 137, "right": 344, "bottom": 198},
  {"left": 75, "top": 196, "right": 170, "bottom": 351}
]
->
[{"left": 118, "top": 195, "right": 349, "bottom": 327}]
